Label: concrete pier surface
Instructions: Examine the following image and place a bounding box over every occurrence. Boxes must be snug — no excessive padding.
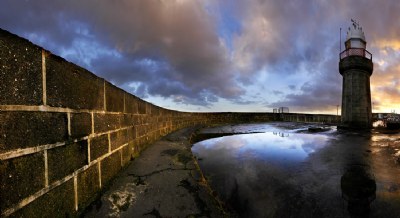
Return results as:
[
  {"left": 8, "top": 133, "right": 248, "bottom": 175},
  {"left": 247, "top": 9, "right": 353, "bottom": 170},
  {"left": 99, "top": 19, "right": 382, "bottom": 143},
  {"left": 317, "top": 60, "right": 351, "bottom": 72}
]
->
[
  {"left": 82, "top": 126, "right": 227, "bottom": 217},
  {"left": 82, "top": 122, "right": 400, "bottom": 218}
]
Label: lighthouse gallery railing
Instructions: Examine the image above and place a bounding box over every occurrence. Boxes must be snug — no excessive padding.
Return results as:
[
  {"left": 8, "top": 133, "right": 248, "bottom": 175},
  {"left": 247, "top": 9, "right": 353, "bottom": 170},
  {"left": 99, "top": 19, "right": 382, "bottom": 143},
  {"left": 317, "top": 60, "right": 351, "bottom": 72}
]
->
[{"left": 340, "top": 48, "right": 372, "bottom": 60}]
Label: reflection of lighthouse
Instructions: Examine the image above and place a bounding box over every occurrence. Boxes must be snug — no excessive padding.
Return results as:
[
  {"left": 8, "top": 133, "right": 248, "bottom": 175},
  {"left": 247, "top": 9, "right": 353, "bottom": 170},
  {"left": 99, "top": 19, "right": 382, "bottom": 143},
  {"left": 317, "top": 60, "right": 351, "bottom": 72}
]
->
[{"left": 339, "top": 20, "right": 373, "bottom": 129}]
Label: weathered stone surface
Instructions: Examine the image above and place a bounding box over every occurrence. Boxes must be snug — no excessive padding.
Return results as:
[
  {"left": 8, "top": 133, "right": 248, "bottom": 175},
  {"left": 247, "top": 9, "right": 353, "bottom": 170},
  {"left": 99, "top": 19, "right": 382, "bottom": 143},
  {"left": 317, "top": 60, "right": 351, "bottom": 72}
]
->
[
  {"left": 77, "top": 163, "right": 100, "bottom": 210},
  {"left": 90, "top": 135, "right": 109, "bottom": 161},
  {"left": 0, "top": 111, "right": 68, "bottom": 152},
  {"left": 0, "top": 29, "right": 43, "bottom": 105},
  {"left": 121, "top": 114, "right": 134, "bottom": 128},
  {"left": 133, "top": 115, "right": 142, "bottom": 125},
  {"left": 145, "top": 102, "right": 151, "bottom": 115},
  {"left": 125, "top": 94, "right": 138, "bottom": 114},
  {"left": 105, "top": 82, "right": 124, "bottom": 112},
  {"left": 10, "top": 179, "right": 75, "bottom": 218},
  {"left": 339, "top": 56, "right": 373, "bottom": 75},
  {"left": 0, "top": 153, "right": 44, "bottom": 211},
  {"left": 101, "top": 151, "right": 121, "bottom": 185},
  {"left": 136, "top": 125, "right": 147, "bottom": 138},
  {"left": 110, "top": 129, "right": 128, "bottom": 151},
  {"left": 94, "top": 113, "right": 121, "bottom": 133},
  {"left": 151, "top": 106, "right": 159, "bottom": 115},
  {"left": 130, "top": 140, "right": 140, "bottom": 157},
  {"left": 121, "top": 144, "right": 132, "bottom": 166},
  {"left": 71, "top": 112, "right": 92, "bottom": 138},
  {"left": 127, "top": 126, "right": 136, "bottom": 141},
  {"left": 339, "top": 56, "right": 373, "bottom": 128},
  {"left": 138, "top": 100, "right": 146, "bottom": 114},
  {"left": 46, "top": 54, "right": 104, "bottom": 110},
  {"left": 48, "top": 140, "right": 88, "bottom": 183}
]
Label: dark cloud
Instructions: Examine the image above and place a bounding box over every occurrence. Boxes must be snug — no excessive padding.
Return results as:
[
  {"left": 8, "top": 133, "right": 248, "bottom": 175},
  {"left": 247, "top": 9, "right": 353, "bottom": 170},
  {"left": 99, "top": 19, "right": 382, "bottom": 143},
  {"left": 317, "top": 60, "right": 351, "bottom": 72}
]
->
[
  {"left": 231, "top": 0, "right": 341, "bottom": 80},
  {"left": 268, "top": 54, "right": 342, "bottom": 112},
  {"left": 0, "top": 0, "right": 242, "bottom": 106},
  {"left": 232, "top": 0, "right": 400, "bottom": 112},
  {"left": 1, "top": 0, "right": 399, "bottom": 112}
]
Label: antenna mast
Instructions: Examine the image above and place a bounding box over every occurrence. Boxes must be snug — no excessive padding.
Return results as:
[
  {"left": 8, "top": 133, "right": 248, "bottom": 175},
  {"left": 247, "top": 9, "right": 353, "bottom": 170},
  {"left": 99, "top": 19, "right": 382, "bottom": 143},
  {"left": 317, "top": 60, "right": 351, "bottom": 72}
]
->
[{"left": 340, "top": 27, "right": 342, "bottom": 53}]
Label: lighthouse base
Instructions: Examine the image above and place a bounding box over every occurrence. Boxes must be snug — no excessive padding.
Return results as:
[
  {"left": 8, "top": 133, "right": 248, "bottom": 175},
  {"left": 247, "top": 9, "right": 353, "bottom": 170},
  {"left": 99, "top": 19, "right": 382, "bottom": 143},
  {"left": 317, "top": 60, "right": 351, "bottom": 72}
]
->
[{"left": 337, "top": 123, "right": 372, "bottom": 131}]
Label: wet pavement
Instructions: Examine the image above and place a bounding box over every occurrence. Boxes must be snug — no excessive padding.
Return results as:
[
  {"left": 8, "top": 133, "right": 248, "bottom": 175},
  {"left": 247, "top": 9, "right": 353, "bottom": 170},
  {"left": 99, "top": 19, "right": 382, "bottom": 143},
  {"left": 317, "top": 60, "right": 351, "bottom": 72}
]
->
[
  {"left": 192, "top": 122, "right": 400, "bottom": 218},
  {"left": 81, "top": 122, "right": 400, "bottom": 218},
  {"left": 82, "top": 126, "right": 226, "bottom": 218}
]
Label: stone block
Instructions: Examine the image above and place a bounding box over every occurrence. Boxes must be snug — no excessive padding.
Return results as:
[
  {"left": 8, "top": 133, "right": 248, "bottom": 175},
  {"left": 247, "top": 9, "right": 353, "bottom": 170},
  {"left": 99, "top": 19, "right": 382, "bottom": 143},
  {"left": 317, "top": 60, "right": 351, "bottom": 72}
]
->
[
  {"left": 0, "top": 152, "right": 44, "bottom": 211},
  {"left": 0, "top": 111, "right": 68, "bottom": 152},
  {"left": 47, "top": 140, "right": 88, "bottom": 183},
  {"left": 105, "top": 82, "right": 124, "bottom": 112},
  {"left": 10, "top": 179, "right": 75, "bottom": 218},
  {"left": 125, "top": 94, "right": 138, "bottom": 114},
  {"left": 0, "top": 29, "right": 43, "bottom": 105},
  {"left": 93, "top": 113, "right": 120, "bottom": 133},
  {"left": 131, "top": 140, "right": 140, "bottom": 157},
  {"left": 145, "top": 102, "right": 151, "bottom": 115},
  {"left": 121, "top": 114, "right": 134, "bottom": 128},
  {"left": 90, "top": 135, "right": 109, "bottom": 161},
  {"left": 133, "top": 115, "right": 141, "bottom": 125},
  {"left": 110, "top": 129, "right": 128, "bottom": 151},
  {"left": 100, "top": 151, "right": 121, "bottom": 186},
  {"left": 127, "top": 126, "right": 136, "bottom": 141},
  {"left": 70, "top": 112, "right": 92, "bottom": 139},
  {"left": 151, "top": 106, "right": 159, "bottom": 115},
  {"left": 46, "top": 54, "right": 104, "bottom": 110},
  {"left": 138, "top": 100, "right": 146, "bottom": 114},
  {"left": 121, "top": 144, "right": 132, "bottom": 166},
  {"left": 136, "top": 125, "right": 146, "bottom": 137},
  {"left": 77, "top": 164, "right": 100, "bottom": 210}
]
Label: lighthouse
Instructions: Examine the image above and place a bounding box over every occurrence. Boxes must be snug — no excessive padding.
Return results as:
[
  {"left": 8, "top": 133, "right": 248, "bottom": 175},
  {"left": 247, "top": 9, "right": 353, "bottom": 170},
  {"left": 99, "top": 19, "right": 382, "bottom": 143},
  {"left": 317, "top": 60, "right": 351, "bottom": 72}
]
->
[{"left": 339, "top": 20, "right": 373, "bottom": 129}]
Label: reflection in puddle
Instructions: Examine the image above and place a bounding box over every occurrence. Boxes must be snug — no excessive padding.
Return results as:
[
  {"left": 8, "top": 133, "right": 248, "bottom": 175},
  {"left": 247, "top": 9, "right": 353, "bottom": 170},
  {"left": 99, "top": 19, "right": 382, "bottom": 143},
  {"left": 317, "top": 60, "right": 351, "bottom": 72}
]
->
[
  {"left": 193, "top": 132, "right": 330, "bottom": 165},
  {"left": 192, "top": 132, "right": 331, "bottom": 217},
  {"left": 192, "top": 124, "right": 400, "bottom": 217},
  {"left": 341, "top": 165, "right": 376, "bottom": 217}
]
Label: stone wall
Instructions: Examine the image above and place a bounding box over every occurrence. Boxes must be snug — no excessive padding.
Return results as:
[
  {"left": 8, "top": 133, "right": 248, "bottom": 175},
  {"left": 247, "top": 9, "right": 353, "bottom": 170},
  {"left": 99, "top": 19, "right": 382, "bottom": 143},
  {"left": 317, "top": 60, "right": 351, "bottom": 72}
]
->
[{"left": 0, "top": 28, "right": 337, "bottom": 217}]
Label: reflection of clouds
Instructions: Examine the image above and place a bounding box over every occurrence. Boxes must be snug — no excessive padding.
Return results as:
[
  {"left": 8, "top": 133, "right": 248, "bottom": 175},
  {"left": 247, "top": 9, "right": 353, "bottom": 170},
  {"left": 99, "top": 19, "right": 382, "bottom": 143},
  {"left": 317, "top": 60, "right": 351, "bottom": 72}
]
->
[
  {"left": 300, "top": 135, "right": 331, "bottom": 154},
  {"left": 196, "top": 136, "right": 247, "bottom": 150},
  {"left": 193, "top": 132, "right": 330, "bottom": 164},
  {"left": 192, "top": 131, "right": 335, "bottom": 217}
]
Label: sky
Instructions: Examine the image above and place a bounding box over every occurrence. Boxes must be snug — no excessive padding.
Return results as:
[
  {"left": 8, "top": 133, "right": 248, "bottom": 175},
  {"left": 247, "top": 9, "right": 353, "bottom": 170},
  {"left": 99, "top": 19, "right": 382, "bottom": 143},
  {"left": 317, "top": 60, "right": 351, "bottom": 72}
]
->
[{"left": 1, "top": 0, "right": 400, "bottom": 114}]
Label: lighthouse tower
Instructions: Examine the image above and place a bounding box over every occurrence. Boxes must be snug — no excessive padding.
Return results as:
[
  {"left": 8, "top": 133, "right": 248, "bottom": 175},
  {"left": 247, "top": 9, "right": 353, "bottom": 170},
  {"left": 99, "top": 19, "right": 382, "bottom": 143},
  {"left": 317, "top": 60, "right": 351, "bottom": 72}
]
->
[{"left": 339, "top": 20, "right": 373, "bottom": 129}]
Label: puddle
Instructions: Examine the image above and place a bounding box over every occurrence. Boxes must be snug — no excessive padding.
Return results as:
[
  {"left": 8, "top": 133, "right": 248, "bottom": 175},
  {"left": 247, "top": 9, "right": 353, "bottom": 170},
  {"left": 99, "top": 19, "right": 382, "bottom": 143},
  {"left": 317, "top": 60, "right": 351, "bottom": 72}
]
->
[
  {"left": 192, "top": 131, "right": 332, "bottom": 217},
  {"left": 193, "top": 132, "right": 330, "bottom": 166},
  {"left": 192, "top": 123, "right": 400, "bottom": 218}
]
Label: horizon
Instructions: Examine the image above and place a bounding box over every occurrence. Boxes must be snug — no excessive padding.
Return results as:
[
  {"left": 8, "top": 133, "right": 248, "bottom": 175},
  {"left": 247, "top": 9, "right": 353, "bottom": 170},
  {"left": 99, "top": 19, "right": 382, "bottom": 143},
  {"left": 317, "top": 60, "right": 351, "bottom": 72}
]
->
[{"left": 1, "top": 0, "right": 399, "bottom": 114}]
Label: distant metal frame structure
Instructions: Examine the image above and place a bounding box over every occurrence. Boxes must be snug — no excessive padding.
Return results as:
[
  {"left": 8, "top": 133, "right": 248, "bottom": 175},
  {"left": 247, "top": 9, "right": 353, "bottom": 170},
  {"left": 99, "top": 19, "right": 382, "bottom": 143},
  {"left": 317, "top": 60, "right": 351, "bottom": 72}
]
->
[{"left": 273, "top": 107, "right": 289, "bottom": 113}]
